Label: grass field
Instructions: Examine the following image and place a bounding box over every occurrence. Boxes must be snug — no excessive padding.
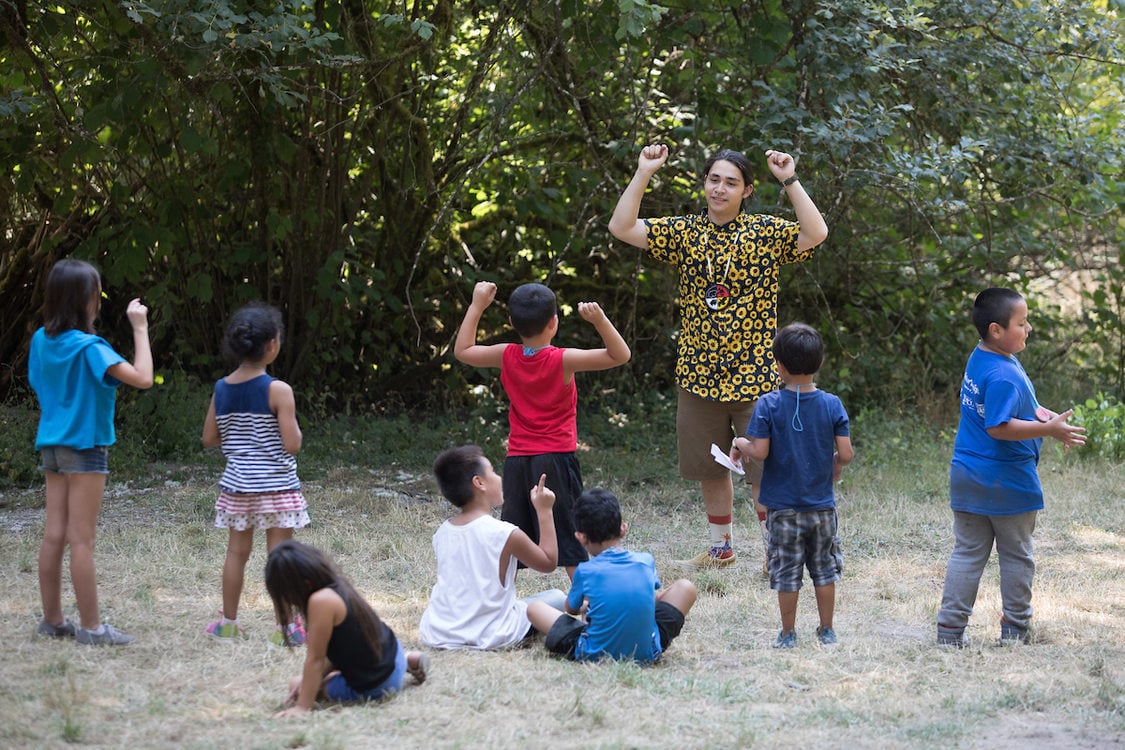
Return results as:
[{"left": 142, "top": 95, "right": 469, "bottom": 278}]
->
[{"left": 0, "top": 417, "right": 1122, "bottom": 749}]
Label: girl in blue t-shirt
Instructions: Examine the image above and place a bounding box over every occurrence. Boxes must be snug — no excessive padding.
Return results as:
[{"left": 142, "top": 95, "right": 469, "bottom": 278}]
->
[
  {"left": 29, "top": 259, "right": 154, "bottom": 646},
  {"left": 202, "top": 303, "right": 310, "bottom": 643}
]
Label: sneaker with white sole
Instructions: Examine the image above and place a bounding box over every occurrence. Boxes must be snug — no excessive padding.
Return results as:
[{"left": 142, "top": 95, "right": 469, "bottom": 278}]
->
[
  {"left": 773, "top": 629, "right": 798, "bottom": 649},
  {"left": 76, "top": 623, "right": 135, "bottom": 646},
  {"left": 205, "top": 618, "right": 246, "bottom": 640},
  {"left": 674, "top": 547, "right": 737, "bottom": 569},
  {"left": 270, "top": 618, "right": 307, "bottom": 646},
  {"left": 36, "top": 618, "right": 77, "bottom": 638}
]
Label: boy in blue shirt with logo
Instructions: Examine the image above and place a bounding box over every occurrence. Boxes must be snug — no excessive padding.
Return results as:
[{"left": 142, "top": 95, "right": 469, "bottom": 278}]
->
[
  {"left": 730, "top": 322, "right": 853, "bottom": 648},
  {"left": 527, "top": 488, "right": 698, "bottom": 663},
  {"left": 936, "top": 288, "right": 1085, "bottom": 647}
]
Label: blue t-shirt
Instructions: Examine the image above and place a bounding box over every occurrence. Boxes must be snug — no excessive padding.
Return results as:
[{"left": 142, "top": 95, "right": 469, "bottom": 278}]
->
[
  {"left": 28, "top": 328, "right": 125, "bottom": 450},
  {"left": 747, "top": 387, "right": 850, "bottom": 511},
  {"left": 567, "top": 547, "right": 662, "bottom": 663},
  {"left": 950, "top": 346, "right": 1043, "bottom": 515}
]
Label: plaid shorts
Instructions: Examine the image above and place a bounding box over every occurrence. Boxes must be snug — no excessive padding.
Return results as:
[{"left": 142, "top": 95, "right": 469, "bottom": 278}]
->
[{"left": 766, "top": 508, "right": 842, "bottom": 592}]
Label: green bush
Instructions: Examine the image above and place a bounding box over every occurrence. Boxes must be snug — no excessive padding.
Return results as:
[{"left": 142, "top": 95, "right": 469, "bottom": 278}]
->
[
  {"left": 0, "top": 400, "right": 40, "bottom": 487},
  {"left": 1070, "top": 395, "right": 1125, "bottom": 461}
]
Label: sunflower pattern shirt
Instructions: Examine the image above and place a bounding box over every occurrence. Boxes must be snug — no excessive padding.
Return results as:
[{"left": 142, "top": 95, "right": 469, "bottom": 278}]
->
[{"left": 645, "top": 211, "right": 812, "bottom": 402}]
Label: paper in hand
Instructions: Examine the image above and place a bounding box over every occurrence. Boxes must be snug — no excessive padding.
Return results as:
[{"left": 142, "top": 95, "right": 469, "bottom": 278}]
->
[{"left": 711, "top": 443, "right": 745, "bottom": 475}]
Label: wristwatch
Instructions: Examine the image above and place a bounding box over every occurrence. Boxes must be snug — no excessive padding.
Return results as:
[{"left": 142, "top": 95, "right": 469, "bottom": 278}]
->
[{"left": 780, "top": 175, "right": 800, "bottom": 187}]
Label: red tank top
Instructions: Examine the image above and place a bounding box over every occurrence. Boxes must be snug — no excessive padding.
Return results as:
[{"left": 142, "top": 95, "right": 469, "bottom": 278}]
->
[{"left": 500, "top": 344, "right": 577, "bottom": 455}]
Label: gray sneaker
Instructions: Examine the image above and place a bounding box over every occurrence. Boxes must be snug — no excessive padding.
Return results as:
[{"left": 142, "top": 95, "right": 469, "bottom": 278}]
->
[
  {"left": 76, "top": 623, "right": 135, "bottom": 646},
  {"left": 36, "top": 618, "right": 77, "bottom": 638},
  {"left": 936, "top": 623, "right": 966, "bottom": 648},
  {"left": 999, "top": 617, "right": 1028, "bottom": 645}
]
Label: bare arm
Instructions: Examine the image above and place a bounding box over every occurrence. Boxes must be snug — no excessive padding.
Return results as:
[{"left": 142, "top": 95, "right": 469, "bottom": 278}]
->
[
  {"left": 731, "top": 435, "right": 770, "bottom": 463},
  {"left": 454, "top": 281, "right": 507, "bottom": 368},
  {"left": 501, "top": 474, "right": 558, "bottom": 573},
  {"left": 202, "top": 395, "right": 221, "bottom": 448},
  {"left": 105, "top": 298, "right": 154, "bottom": 389},
  {"left": 833, "top": 435, "right": 854, "bottom": 482},
  {"left": 270, "top": 380, "right": 303, "bottom": 454},
  {"left": 608, "top": 144, "right": 668, "bottom": 248},
  {"left": 765, "top": 150, "right": 829, "bottom": 253},
  {"left": 276, "top": 588, "right": 343, "bottom": 717},
  {"left": 562, "top": 302, "right": 631, "bottom": 377},
  {"left": 987, "top": 409, "right": 1086, "bottom": 447}
]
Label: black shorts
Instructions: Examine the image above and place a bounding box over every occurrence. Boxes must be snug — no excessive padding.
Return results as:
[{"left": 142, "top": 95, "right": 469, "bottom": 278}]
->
[
  {"left": 502, "top": 453, "right": 588, "bottom": 568},
  {"left": 544, "top": 601, "right": 686, "bottom": 660}
]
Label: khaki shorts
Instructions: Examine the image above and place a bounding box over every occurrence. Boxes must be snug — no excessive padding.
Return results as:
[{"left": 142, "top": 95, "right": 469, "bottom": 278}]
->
[{"left": 676, "top": 388, "right": 762, "bottom": 485}]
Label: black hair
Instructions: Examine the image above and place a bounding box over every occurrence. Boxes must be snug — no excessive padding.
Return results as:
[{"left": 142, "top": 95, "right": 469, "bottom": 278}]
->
[
  {"left": 702, "top": 149, "right": 754, "bottom": 187},
  {"left": 264, "top": 540, "right": 385, "bottom": 657},
  {"left": 972, "top": 288, "right": 1024, "bottom": 340},
  {"left": 222, "top": 302, "right": 284, "bottom": 363},
  {"left": 772, "top": 322, "right": 824, "bottom": 376},
  {"left": 573, "top": 488, "right": 623, "bottom": 544},
  {"left": 507, "top": 283, "right": 557, "bottom": 339},
  {"left": 43, "top": 259, "right": 101, "bottom": 336},
  {"left": 433, "top": 444, "right": 487, "bottom": 508}
]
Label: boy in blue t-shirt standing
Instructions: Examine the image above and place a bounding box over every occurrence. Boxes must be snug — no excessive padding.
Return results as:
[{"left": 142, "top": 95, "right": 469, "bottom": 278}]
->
[
  {"left": 936, "top": 288, "right": 1085, "bottom": 647},
  {"left": 527, "top": 488, "right": 698, "bottom": 663},
  {"left": 730, "top": 323, "right": 853, "bottom": 648}
]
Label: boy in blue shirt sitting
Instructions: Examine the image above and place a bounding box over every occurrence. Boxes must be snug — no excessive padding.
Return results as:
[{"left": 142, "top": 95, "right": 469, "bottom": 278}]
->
[
  {"left": 527, "top": 488, "right": 698, "bottom": 663},
  {"left": 730, "top": 322, "right": 854, "bottom": 648}
]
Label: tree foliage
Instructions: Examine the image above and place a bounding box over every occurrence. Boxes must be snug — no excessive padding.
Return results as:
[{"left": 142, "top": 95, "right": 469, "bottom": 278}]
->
[{"left": 1, "top": 0, "right": 1121, "bottom": 413}]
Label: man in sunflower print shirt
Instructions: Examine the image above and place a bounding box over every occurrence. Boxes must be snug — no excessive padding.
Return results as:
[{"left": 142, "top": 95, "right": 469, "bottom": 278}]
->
[{"left": 609, "top": 144, "right": 829, "bottom": 569}]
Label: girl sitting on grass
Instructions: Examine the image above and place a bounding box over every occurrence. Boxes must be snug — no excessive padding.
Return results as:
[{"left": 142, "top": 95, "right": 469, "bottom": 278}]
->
[{"left": 266, "top": 540, "right": 429, "bottom": 716}]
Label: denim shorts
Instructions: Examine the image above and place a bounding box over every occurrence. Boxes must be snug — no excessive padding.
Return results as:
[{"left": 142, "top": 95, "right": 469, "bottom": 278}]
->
[
  {"left": 39, "top": 446, "right": 109, "bottom": 474},
  {"left": 767, "top": 508, "right": 842, "bottom": 592},
  {"left": 323, "top": 640, "right": 406, "bottom": 703}
]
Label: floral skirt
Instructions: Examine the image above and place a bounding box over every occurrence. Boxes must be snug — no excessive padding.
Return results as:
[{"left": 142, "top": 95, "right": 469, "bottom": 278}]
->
[{"left": 214, "top": 490, "right": 310, "bottom": 531}]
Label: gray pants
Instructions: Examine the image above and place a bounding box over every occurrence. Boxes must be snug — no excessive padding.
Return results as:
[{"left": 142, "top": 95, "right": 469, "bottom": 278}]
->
[{"left": 938, "top": 510, "right": 1037, "bottom": 630}]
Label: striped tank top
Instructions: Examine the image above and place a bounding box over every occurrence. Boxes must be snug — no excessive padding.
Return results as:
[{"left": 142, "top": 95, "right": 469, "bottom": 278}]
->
[{"left": 214, "top": 374, "right": 300, "bottom": 493}]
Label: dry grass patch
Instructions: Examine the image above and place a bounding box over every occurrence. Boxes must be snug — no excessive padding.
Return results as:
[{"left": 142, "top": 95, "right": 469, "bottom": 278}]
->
[{"left": 1, "top": 451, "right": 1123, "bottom": 749}]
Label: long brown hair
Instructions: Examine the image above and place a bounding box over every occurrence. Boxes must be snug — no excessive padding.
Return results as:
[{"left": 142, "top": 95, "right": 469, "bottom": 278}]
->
[
  {"left": 43, "top": 259, "right": 101, "bottom": 336},
  {"left": 264, "top": 540, "right": 385, "bottom": 657}
]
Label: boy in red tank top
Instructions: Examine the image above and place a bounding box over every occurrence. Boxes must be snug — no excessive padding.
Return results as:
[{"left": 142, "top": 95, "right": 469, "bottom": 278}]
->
[{"left": 455, "top": 281, "right": 631, "bottom": 578}]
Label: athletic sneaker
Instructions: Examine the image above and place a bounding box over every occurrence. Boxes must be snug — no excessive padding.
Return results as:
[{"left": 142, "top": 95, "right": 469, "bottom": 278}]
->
[
  {"left": 270, "top": 619, "right": 307, "bottom": 646},
  {"left": 773, "top": 629, "right": 798, "bottom": 649},
  {"left": 999, "top": 617, "right": 1028, "bottom": 645},
  {"left": 36, "top": 618, "right": 77, "bottom": 639},
  {"left": 816, "top": 626, "right": 838, "bottom": 646},
  {"left": 76, "top": 623, "right": 135, "bottom": 646},
  {"left": 674, "top": 547, "right": 736, "bottom": 569},
  {"left": 407, "top": 652, "right": 430, "bottom": 685},
  {"left": 205, "top": 618, "right": 246, "bottom": 640},
  {"left": 936, "top": 623, "right": 966, "bottom": 648}
]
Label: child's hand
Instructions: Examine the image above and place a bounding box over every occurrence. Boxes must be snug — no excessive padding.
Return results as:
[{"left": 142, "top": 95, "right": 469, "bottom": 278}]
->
[
  {"left": 275, "top": 705, "right": 309, "bottom": 719},
  {"left": 729, "top": 437, "right": 748, "bottom": 465},
  {"left": 1048, "top": 409, "right": 1087, "bottom": 448},
  {"left": 125, "top": 298, "right": 149, "bottom": 329},
  {"left": 529, "top": 473, "right": 556, "bottom": 513},
  {"left": 471, "top": 281, "right": 497, "bottom": 309},
  {"left": 577, "top": 301, "right": 608, "bottom": 325}
]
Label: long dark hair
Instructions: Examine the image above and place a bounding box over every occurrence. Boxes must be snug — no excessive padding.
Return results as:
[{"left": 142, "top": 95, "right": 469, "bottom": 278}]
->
[
  {"left": 264, "top": 540, "right": 385, "bottom": 657},
  {"left": 43, "top": 259, "right": 101, "bottom": 336}
]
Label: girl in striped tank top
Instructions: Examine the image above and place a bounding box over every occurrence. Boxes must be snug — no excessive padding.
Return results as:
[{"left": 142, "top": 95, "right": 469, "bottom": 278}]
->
[{"left": 203, "top": 303, "right": 310, "bottom": 643}]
